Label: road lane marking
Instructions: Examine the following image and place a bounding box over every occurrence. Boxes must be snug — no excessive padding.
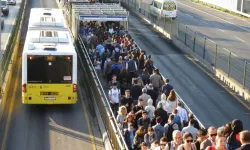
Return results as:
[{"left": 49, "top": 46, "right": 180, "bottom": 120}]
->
[
  {"left": 178, "top": 1, "right": 250, "bottom": 33},
  {"left": 217, "top": 28, "right": 225, "bottom": 32},
  {"left": 186, "top": 14, "right": 193, "bottom": 17},
  {"left": 233, "top": 36, "right": 246, "bottom": 43},
  {"left": 201, "top": 20, "right": 209, "bottom": 24},
  {"left": 79, "top": 86, "right": 97, "bottom": 150},
  {"left": 1, "top": 56, "right": 22, "bottom": 150},
  {"left": 185, "top": 55, "right": 250, "bottom": 111},
  {"left": 222, "top": 48, "right": 237, "bottom": 56}
]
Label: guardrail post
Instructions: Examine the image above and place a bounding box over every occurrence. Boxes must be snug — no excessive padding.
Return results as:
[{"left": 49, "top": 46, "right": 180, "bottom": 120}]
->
[
  {"left": 185, "top": 26, "right": 187, "bottom": 45},
  {"left": 177, "top": 22, "right": 179, "bottom": 39},
  {"left": 243, "top": 61, "right": 247, "bottom": 88},
  {"left": 193, "top": 32, "right": 196, "bottom": 52},
  {"left": 170, "top": 18, "right": 173, "bottom": 34},
  {"left": 203, "top": 37, "right": 206, "bottom": 59},
  {"left": 214, "top": 44, "right": 217, "bottom": 68},
  {"left": 138, "top": 0, "right": 141, "bottom": 13},
  {"left": 164, "top": 16, "right": 166, "bottom": 30},
  {"left": 228, "top": 52, "right": 231, "bottom": 77}
]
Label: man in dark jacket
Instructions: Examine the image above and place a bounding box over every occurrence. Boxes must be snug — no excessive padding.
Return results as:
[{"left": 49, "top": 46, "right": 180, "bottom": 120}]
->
[
  {"left": 155, "top": 103, "right": 169, "bottom": 126},
  {"left": 237, "top": 130, "right": 250, "bottom": 150},
  {"left": 124, "top": 124, "right": 136, "bottom": 150},
  {"left": 130, "top": 79, "right": 142, "bottom": 105},
  {"left": 161, "top": 78, "right": 173, "bottom": 97},
  {"left": 146, "top": 84, "right": 158, "bottom": 107}
]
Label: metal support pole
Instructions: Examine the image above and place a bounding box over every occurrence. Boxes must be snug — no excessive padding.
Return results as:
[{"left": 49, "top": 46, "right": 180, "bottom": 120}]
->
[
  {"left": 203, "top": 37, "right": 206, "bottom": 59},
  {"left": 164, "top": 16, "right": 166, "bottom": 30},
  {"left": 170, "top": 18, "right": 172, "bottom": 34},
  {"left": 214, "top": 44, "right": 217, "bottom": 68},
  {"left": 139, "top": 0, "right": 142, "bottom": 13},
  {"left": 228, "top": 52, "right": 231, "bottom": 77},
  {"left": 177, "top": 22, "right": 179, "bottom": 39},
  {"left": 193, "top": 32, "right": 196, "bottom": 51},
  {"left": 184, "top": 26, "right": 187, "bottom": 45},
  {"left": 241, "top": 0, "right": 244, "bottom": 12},
  {"left": 243, "top": 61, "right": 247, "bottom": 88}
]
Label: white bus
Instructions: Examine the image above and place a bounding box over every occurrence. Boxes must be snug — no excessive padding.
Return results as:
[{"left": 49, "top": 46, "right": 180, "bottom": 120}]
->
[
  {"left": 150, "top": 0, "right": 177, "bottom": 18},
  {"left": 28, "top": 8, "right": 68, "bottom": 28},
  {"left": 22, "top": 8, "right": 78, "bottom": 104}
]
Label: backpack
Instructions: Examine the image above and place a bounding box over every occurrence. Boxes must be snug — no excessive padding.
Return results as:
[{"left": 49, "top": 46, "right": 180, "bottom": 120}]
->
[
  {"left": 154, "top": 126, "right": 163, "bottom": 140},
  {"left": 166, "top": 123, "right": 174, "bottom": 142},
  {"left": 173, "top": 115, "right": 181, "bottom": 130},
  {"left": 111, "top": 63, "right": 121, "bottom": 76}
]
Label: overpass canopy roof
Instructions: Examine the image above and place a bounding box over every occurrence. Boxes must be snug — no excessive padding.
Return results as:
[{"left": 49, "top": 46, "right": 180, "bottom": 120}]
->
[{"left": 72, "top": 3, "right": 129, "bottom": 21}]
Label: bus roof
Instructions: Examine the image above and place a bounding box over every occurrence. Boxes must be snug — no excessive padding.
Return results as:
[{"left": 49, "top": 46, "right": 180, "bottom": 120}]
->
[
  {"left": 23, "top": 29, "right": 76, "bottom": 55},
  {"left": 28, "top": 8, "right": 67, "bottom": 28}
]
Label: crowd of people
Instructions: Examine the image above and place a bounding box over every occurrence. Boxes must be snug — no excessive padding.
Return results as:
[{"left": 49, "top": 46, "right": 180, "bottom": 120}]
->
[{"left": 79, "top": 20, "right": 250, "bottom": 150}]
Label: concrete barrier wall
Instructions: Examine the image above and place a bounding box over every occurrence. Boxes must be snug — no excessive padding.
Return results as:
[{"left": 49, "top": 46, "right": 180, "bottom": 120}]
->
[{"left": 0, "top": 0, "right": 27, "bottom": 120}]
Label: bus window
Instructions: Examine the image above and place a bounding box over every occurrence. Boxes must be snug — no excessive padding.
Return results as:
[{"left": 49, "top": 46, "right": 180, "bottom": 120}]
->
[
  {"left": 27, "top": 55, "right": 73, "bottom": 83},
  {"left": 164, "top": 1, "right": 176, "bottom": 11}
]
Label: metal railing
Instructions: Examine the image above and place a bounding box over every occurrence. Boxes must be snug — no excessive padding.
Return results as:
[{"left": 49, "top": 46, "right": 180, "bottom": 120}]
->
[
  {"left": 0, "top": 1, "right": 25, "bottom": 92},
  {"left": 77, "top": 35, "right": 129, "bottom": 150},
  {"left": 77, "top": 34, "right": 205, "bottom": 149},
  {"left": 120, "top": 0, "right": 250, "bottom": 90}
]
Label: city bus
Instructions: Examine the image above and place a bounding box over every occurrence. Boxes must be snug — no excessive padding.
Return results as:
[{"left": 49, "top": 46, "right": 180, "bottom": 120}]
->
[
  {"left": 150, "top": 0, "right": 177, "bottom": 18},
  {"left": 22, "top": 8, "right": 77, "bottom": 104},
  {"left": 28, "top": 8, "right": 67, "bottom": 28}
]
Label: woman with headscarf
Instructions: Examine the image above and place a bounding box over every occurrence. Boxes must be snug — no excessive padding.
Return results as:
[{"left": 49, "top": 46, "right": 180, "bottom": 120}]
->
[
  {"left": 226, "top": 119, "right": 243, "bottom": 150},
  {"left": 144, "top": 99, "right": 155, "bottom": 121},
  {"left": 157, "top": 93, "right": 168, "bottom": 113}
]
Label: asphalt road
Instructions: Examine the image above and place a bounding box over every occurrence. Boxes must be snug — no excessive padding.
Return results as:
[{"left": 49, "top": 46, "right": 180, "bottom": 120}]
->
[
  {"left": 0, "top": 0, "right": 22, "bottom": 60},
  {"left": 177, "top": 0, "right": 250, "bottom": 62},
  {"left": 0, "top": 0, "right": 105, "bottom": 150},
  {"left": 127, "top": 13, "right": 250, "bottom": 129}
]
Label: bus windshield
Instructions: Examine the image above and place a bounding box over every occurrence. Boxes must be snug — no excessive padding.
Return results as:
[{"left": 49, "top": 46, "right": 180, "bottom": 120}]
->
[
  {"left": 163, "top": 1, "right": 176, "bottom": 11},
  {"left": 27, "top": 55, "right": 73, "bottom": 83}
]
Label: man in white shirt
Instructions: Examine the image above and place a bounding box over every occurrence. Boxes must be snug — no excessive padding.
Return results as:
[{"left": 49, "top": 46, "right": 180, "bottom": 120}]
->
[
  {"left": 181, "top": 119, "right": 198, "bottom": 140},
  {"left": 109, "top": 83, "right": 121, "bottom": 116},
  {"left": 139, "top": 88, "right": 151, "bottom": 107},
  {"left": 176, "top": 102, "right": 188, "bottom": 126}
]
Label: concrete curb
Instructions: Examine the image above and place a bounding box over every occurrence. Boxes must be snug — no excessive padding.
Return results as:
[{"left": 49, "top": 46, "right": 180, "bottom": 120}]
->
[
  {"left": 55, "top": 1, "right": 114, "bottom": 149},
  {"left": 0, "top": 0, "right": 27, "bottom": 121}
]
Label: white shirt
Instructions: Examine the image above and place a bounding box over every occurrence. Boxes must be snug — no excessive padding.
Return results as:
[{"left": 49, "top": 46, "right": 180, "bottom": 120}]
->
[
  {"left": 158, "top": 100, "right": 168, "bottom": 112},
  {"left": 181, "top": 125, "right": 198, "bottom": 140},
  {"left": 109, "top": 88, "right": 120, "bottom": 103},
  {"left": 167, "top": 99, "right": 177, "bottom": 114},
  {"left": 176, "top": 106, "right": 188, "bottom": 122}
]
